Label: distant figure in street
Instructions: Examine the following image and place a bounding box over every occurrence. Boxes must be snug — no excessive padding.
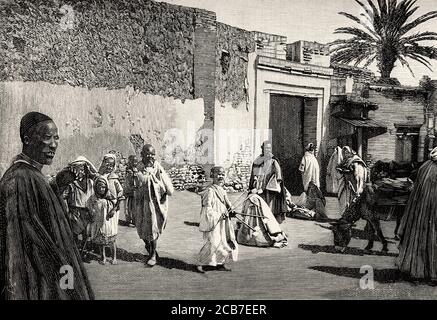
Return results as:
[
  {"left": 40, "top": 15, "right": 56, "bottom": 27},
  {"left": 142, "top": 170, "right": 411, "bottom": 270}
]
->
[
  {"left": 87, "top": 177, "right": 118, "bottom": 265},
  {"left": 64, "top": 156, "right": 97, "bottom": 246},
  {"left": 131, "top": 144, "right": 174, "bottom": 267},
  {"left": 397, "top": 147, "right": 437, "bottom": 283},
  {"left": 299, "top": 143, "right": 320, "bottom": 192},
  {"left": 326, "top": 146, "right": 342, "bottom": 194},
  {"left": 197, "top": 166, "right": 238, "bottom": 273},
  {"left": 0, "top": 111, "right": 94, "bottom": 300},
  {"left": 249, "top": 141, "right": 288, "bottom": 223},
  {"left": 336, "top": 146, "right": 368, "bottom": 215},
  {"left": 123, "top": 154, "right": 139, "bottom": 226}
]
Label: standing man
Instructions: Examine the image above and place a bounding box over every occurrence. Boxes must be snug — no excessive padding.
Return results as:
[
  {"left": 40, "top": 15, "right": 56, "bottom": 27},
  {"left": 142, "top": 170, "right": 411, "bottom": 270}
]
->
[
  {"left": 299, "top": 143, "right": 320, "bottom": 192},
  {"left": 0, "top": 111, "right": 94, "bottom": 300},
  {"left": 249, "top": 141, "right": 287, "bottom": 223},
  {"left": 131, "top": 144, "right": 174, "bottom": 267}
]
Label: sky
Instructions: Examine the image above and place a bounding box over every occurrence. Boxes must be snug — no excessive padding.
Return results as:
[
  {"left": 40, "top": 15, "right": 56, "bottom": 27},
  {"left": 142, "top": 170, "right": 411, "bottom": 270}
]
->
[{"left": 157, "top": 0, "right": 437, "bottom": 86}]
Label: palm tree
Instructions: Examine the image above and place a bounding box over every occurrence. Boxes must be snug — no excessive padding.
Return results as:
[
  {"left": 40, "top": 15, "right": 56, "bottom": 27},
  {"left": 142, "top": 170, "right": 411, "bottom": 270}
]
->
[{"left": 330, "top": 0, "right": 437, "bottom": 82}]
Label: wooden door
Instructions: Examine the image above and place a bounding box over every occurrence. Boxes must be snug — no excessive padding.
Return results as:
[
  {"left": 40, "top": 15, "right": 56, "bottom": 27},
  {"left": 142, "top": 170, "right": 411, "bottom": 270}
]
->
[{"left": 269, "top": 94, "right": 304, "bottom": 195}]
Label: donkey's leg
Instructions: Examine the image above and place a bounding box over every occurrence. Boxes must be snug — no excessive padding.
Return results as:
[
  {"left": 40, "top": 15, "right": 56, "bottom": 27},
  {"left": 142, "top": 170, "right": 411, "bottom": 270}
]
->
[
  {"left": 372, "top": 218, "right": 388, "bottom": 252},
  {"left": 363, "top": 220, "right": 375, "bottom": 252}
]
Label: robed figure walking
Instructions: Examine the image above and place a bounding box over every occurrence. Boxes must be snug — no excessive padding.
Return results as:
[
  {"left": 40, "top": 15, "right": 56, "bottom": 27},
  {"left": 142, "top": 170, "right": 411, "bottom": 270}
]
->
[{"left": 397, "top": 148, "right": 437, "bottom": 282}]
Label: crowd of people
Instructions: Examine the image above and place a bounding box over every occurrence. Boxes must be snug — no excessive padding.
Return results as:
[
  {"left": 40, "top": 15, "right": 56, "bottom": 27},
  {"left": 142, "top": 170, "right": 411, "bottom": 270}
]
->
[{"left": 2, "top": 111, "right": 437, "bottom": 300}]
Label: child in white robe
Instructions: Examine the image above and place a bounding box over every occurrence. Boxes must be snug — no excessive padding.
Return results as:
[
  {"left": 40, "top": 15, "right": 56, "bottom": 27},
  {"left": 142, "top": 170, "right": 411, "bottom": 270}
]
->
[{"left": 197, "top": 166, "right": 238, "bottom": 273}]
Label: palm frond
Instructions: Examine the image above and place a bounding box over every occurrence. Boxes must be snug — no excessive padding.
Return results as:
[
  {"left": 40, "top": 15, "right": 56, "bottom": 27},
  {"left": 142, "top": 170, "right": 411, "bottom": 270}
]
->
[
  {"left": 334, "top": 27, "right": 379, "bottom": 42},
  {"left": 400, "top": 11, "right": 437, "bottom": 35},
  {"left": 397, "top": 55, "right": 416, "bottom": 77},
  {"left": 333, "top": 0, "right": 437, "bottom": 78}
]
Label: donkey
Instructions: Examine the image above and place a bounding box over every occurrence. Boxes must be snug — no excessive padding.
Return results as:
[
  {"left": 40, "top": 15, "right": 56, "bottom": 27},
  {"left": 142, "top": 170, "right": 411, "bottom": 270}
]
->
[{"left": 319, "top": 184, "right": 388, "bottom": 253}]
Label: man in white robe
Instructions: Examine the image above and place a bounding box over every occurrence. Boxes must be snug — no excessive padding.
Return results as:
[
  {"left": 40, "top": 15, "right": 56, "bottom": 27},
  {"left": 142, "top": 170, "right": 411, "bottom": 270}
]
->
[
  {"left": 197, "top": 166, "right": 238, "bottom": 273},
  {"left": 299, "top": 143, "right": 320, "bottom": 192},
  {"left": 130, "top": 144, "right": 174, "bottom": 267}
]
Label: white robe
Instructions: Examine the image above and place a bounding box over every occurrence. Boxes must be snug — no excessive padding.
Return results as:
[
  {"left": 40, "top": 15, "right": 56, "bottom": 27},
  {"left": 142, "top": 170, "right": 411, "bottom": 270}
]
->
[
  {"left": 299, "top": 152, "right": 320, "bottom": 192},
  {"left": 86, "top": 195, "right": 118, "bottom": 244},
  {"left": 326, "top": 147, "right": 342, "bottom": 194},
  {"left": 197, "top": 185, "right": 238, "bottom": 266}
]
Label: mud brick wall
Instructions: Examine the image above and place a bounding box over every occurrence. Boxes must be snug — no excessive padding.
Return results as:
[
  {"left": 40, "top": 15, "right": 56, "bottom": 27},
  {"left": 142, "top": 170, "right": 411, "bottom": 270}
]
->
[
  {"left": 367, "top": 87, "right": 426, "bottom": 163},
  {"left": 193, "top": 9, "right": 217, "bottom": 120},
  {"left": 0, "top": 0, "right": 196, "bottom": 100},
  {"left": 332, "top": 64, "right": 375, "bottom": 83},
  {"left": 216, "top": 23, "right": 256, "bottom": 109}
]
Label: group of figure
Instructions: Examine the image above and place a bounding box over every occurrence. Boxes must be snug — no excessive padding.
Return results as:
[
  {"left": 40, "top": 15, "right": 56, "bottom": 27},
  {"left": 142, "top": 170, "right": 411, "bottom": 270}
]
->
[
  {"left": 0, "top": 112, "right": 174, "bottom": 299},
  {"left": 4, "top": 110, "right": 437, "bottom": 300},
  {"left": 67, "top": 145, "right": 174, "bottom": 267}
]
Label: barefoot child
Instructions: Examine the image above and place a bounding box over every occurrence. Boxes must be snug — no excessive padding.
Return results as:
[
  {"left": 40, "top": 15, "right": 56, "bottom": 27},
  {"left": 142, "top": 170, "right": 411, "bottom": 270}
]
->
[
  {"left": 86, "top": 177, "right": 119, "bottom": 265},
  {"left": 196, "top": 166, "right": 238, "bottom": 273}
]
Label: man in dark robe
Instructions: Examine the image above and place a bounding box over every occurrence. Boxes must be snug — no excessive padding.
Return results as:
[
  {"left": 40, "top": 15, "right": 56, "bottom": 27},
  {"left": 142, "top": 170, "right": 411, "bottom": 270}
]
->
[
  {"left": 397, "top": 148, "right": 437, "bottom": 282},
  {"left": 249, "top": 141, "right": 288, "bottom": 223},
  {"left": 0, "top": 111, "right": 94, "bottom": 300}
]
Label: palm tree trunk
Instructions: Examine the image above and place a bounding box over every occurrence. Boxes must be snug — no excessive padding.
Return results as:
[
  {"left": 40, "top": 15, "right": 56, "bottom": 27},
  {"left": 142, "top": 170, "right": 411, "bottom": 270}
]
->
[{"left": 379, "top": 49, "right": 396, "bottom": 80}]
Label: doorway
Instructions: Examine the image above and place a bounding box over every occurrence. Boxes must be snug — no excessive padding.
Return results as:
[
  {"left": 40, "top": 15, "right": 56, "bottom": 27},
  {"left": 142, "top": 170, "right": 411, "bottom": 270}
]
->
[{"left": 269, "top": 94, "right": 305, "bottom": 195}]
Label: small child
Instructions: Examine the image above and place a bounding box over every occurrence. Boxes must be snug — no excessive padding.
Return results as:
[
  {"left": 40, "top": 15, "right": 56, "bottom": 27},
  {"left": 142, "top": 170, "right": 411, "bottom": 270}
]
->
[
  {"left": 123, "top": 155, "right": 139, "bottom": 226},
  {"left": 86, "top": 177, "right": 118, "bottom": 265},
  {"left": 196, "top": 166, "right": 238, "bottom": 273}
]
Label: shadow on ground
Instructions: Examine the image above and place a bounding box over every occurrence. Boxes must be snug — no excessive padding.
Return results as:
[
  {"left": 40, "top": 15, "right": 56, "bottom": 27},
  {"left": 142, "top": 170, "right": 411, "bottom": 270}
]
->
[
  {"left": 298, "top": 244, "right": 398, "bottom": 257},
  {"left": 184, "top": 221, "right": 200, "bottom": 227},
  {"left": 157, "top": 257, "right": 198, "bottom": 273},
  {"left": 309, "top": 266, "right": 403, "bottom": 284},
  {"left": 84, "top": 247, "right": 198, "bottom": 271}
]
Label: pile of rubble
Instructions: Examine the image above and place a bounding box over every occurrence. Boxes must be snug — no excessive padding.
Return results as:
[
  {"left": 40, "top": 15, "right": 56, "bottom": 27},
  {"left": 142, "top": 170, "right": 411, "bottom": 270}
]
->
[{"left": 169, "top": 164, "right": 207, "bottom": 191}]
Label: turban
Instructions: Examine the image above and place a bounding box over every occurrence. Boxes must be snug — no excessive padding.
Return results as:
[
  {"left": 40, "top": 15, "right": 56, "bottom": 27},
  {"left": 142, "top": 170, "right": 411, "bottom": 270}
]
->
[
  {"left": 305, "top": 143, "right": 315, "bottom": 151},
  {"left": 98, "top": 153, "right": 117, "bottom": 173},
  {"left": 430, "top": 147, "right": 437, "bottom": 161},
  {"left": 69, "top": 156, "right": 98, "bottom": 173},
  {"left": 20, "top": 111, "right": 53, "bottom": 142},
  {"left": 342, "top": 146, "right": 356, "bottom": 155},
  {"left": 93, "top": 175, "right": 109, "bottom": 193}
]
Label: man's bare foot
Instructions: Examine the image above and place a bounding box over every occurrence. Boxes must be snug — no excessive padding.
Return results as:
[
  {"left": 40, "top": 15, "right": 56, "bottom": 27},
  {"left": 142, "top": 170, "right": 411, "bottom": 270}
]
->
[
  {"left": 147, "top": 256, "right": 157, "bottom": 267},
  {"left": 111, "top": 259, "right": 118, "bottom": 265},
  {"left": 196, "top": 266, "right": 205, "bottom": 273},
  {"left": 99, "top": 260, "right": 106, "bottom": 265}
]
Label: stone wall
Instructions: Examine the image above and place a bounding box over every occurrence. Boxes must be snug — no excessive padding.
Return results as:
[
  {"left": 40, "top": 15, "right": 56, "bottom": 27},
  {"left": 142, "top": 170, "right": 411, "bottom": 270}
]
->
[{"left": 1, "top": 0, "right": 198, "bottom": 100}]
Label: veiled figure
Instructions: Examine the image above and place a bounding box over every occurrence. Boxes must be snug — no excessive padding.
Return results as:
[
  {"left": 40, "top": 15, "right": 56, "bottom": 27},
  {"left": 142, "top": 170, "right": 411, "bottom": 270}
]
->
[
  {"left": 397, "top": 148, "right": 437, "bottom": 281},
  {"left": 336, "top": 146, "right": 368, "bottom": 215},
  {"left": 249, "top": 141, "right": 288, "bottom": 223}
]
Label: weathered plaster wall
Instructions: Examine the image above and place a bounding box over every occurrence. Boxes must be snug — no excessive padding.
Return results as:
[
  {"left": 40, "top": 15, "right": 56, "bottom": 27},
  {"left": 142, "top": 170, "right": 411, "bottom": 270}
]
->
[
  {"left": 213, "top": 51, "right": 257, "bottom": 188},
  {"left": 0, "top": 82, "right": 205, "bottom": 176},
  {"left": 215, "top": 23, "right": 255, "bottom": 108},
  {"left": 367, "top": 87, "right": 426, "bottom": 163}
]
